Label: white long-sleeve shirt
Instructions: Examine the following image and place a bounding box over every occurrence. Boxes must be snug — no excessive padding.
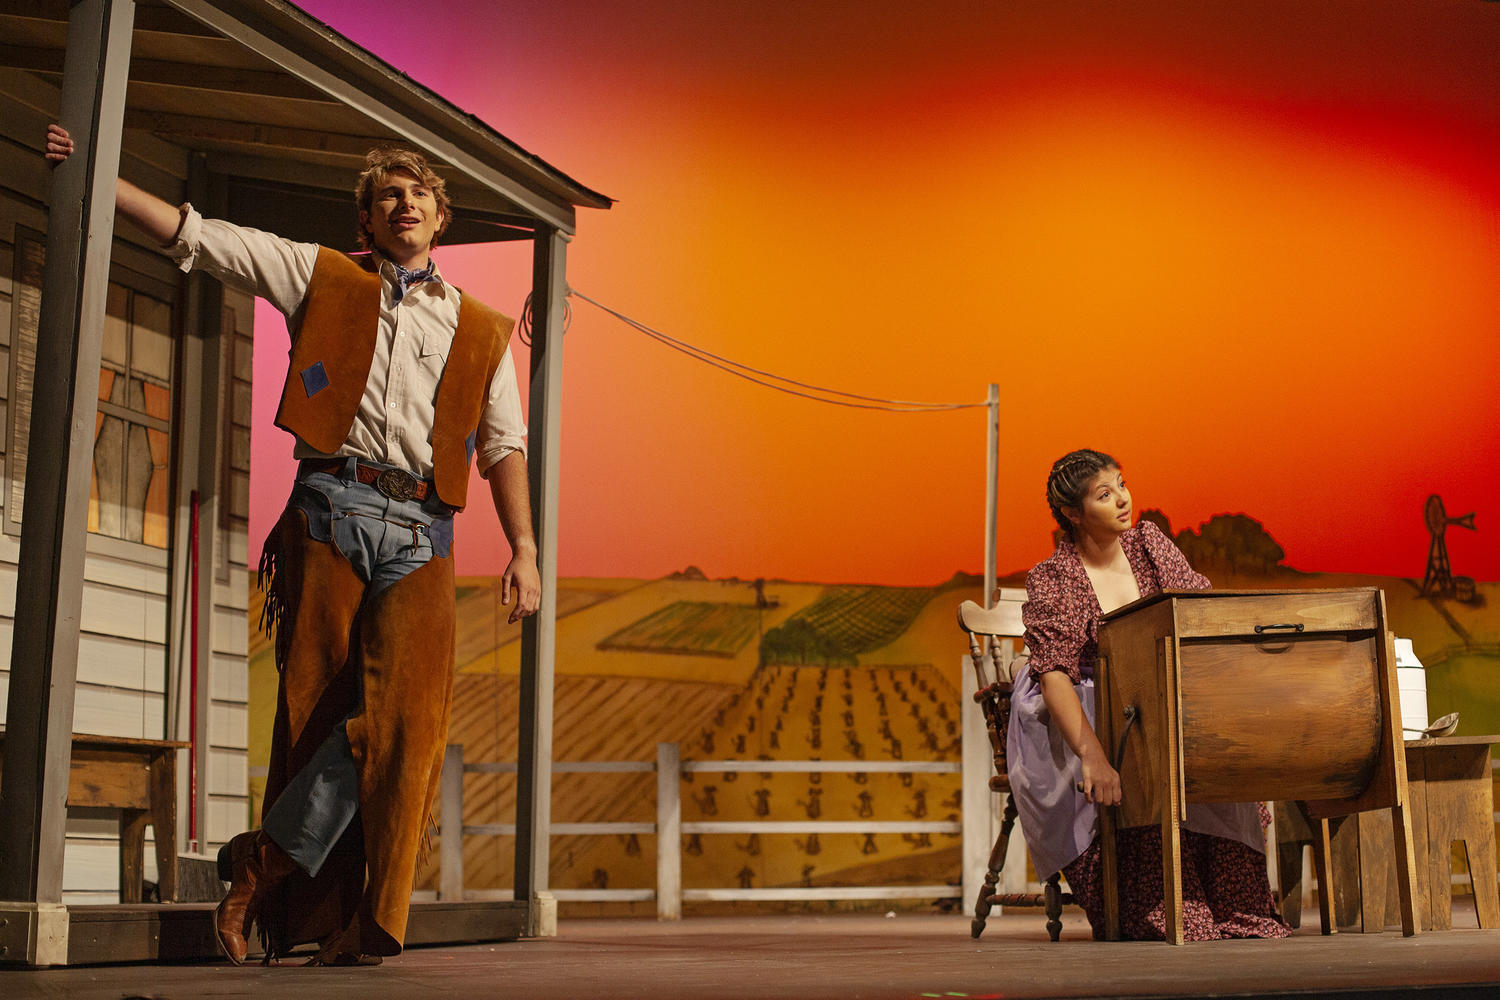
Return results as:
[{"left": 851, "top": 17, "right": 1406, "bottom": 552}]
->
[{"left": 168, "top": 206, "right": 525, "bottom": 479}]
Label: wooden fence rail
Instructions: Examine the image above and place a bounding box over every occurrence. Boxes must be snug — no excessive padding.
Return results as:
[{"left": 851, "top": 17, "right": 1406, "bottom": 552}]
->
[{"left": 438, "top": 742, "right": 966, "bottom": 919}]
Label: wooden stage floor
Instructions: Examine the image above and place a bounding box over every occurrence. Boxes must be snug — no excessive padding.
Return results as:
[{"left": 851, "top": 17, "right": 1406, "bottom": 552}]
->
[{"left": 4, "top": 904, "right": 1498, "bottom": 999}]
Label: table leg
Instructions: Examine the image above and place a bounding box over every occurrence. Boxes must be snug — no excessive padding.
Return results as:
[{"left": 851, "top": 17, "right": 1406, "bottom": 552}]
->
[
  {"left": 1158, "top": 636, "right": 1184, "bottom": 945},
  {"left": 1403, "top": 756, "right": 1432, "bottom": 931},
  {"left": 1420, "top": 742, "right": 1494, "bottom": 932},
  {"left": 120, "top": 808, "right": 148, "bottom": 903},
  {"left": 1162, "top": 803, "right": 1184, "bottom": 945},
  {"left": 1101, "top": 802, "right": 1120, "bottom": 940},
  {"left": 1354, "top": 810, "right": 1395, "bottom": 933},
  {"left": 1276, "top": 840, "right": 1305, "bottom": 928},
  {"left": 1310, "top": 816, "right": 1336, "bottom": 935},
  {"left": 1467, "top": 828, "right": 1500, "bottom": 929},
  {"left": 150, "top": 750, "right": 178, "bottom": 902},
  {"left": 1096, "top": 652, "right": 1121, "bottom": 941},
  {"left": 1389, "top": 799, "right": 1422, "bottom": 936},
  {"left": 1329, "top": 813, "right": 1363, "bottom": 929},
  {"left": 1419, "top": 793, "right": 1453, "bottom": 931},
  {"left": 1273, "top": 801, "right": 1314, "bottom": 929}
]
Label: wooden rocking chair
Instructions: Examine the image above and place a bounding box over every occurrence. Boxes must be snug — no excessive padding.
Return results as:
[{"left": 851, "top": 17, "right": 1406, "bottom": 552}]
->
[{"left": 958, "top": 593, "right": 1073, "bottom": 941}]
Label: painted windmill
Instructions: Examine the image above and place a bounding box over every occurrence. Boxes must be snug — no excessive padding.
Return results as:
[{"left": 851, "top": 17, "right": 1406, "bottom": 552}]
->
[{"left": 1420, "top": 494, "right": 1476, "bottom": 600}]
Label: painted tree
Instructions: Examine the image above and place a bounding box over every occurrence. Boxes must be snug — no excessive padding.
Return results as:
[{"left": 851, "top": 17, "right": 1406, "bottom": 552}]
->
[{"left": 1175, "top": 513, "right": 1285, "bottom": 576}]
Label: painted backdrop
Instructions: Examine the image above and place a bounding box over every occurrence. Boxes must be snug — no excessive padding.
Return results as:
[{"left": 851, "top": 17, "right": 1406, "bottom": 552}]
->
[
  {"left": 247, "top": 0, "right": 1500, "bottom": 588},
  {"left": 242, "top": 1, "right": 1500, "bottom": 908}
]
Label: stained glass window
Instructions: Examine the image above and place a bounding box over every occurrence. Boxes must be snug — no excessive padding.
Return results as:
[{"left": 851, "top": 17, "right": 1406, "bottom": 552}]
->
[
  {"left": 90, "top": 283, "right": 173, "bottom": 548},
  {"left": 6, "top": 229, "right": 174, "bottom": 549}
]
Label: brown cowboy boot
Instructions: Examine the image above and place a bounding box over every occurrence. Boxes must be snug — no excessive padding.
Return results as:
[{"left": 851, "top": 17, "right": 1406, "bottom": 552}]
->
[
  {"left": 303, "top": 913, "right": 383, "bottom": 967},
  {"left": 214, "top": 830, "right": 298, "bottom": 965}
]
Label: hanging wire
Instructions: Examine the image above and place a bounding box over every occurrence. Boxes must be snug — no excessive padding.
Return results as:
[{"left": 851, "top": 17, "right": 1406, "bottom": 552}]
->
[
  {"left": 516, "top": 291, "right": 571, "bottom": 348},
  {"left": 566, "top": 287, "right": 986, "bottom": 413}
]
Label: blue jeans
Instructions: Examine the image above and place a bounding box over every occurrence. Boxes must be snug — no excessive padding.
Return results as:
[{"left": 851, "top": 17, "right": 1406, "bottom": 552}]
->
[
  {"left": 289, "top": 457, "right": 454, "bottom": 597},
  {"left": 261, "top": 458, "right": 453, "bottom": 877}
]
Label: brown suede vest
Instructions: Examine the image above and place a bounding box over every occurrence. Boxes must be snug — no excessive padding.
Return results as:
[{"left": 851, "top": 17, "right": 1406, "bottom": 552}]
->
[{"left": 274, "top": 247, "right": 515, "bottom": 509}]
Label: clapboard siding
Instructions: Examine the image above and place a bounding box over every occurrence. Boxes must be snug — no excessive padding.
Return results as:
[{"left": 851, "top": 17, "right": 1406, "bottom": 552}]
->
[
  {"left": 71, "top": 683, "right": 165, "bottom": 739},
  {"left": 207, "top": 793, "right": 251, "bottom": 845},
  {"left": 0, "top": 557, "right": 171, "bottom": 732},
  {"left": 60, "top": 826, "right": 163, "bottom": 904},
  {"left": 61, "top": 837, "right": 121, "bottom": 894},
  {"left": 75, "top": 632, "right": 160, "bottom": 692},
  {"left": 0, "top": 562, "right": 167, "bottom": 639},
  {"left": 79, "top": 578, "right": 169, "bottom": 646},
  {"left": 0, "top": 529, "right": 170, "bottom": 587},
  {"left": 82, "top": 543, "right": 170, "bottom": 592},
  {"left": 0, "top": 655, "right": 168, "bottom": 738},
  {"left": 227, "top": 530, "right": 250, "bottom": 572},
  {"left": 207, "top": 746, "right": 249, "bottom": 798},
  {"left": 212, "top": 604, "right": 248, "bottom": 657},
  {"left": 215, "top": 569, "right": 248, "bottom": 611},
  {"left": 211, "top": 652, "right": 250, "bottom": 703},
  {"left": 209, "top": 700, "right": 250, "bottom": 750}
]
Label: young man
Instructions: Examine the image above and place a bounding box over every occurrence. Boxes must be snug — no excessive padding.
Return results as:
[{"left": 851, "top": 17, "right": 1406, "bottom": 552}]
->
[{"left": 46, "top": 125, "right": 540, "bottom": 965}]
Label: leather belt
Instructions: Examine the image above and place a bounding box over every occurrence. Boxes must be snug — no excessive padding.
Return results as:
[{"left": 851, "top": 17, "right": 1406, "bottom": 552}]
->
[{"left": 301, "top": 459, "right": 432, "bottom": 502}]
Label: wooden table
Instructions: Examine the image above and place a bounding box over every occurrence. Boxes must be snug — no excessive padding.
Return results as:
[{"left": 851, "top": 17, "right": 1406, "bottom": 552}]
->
[
  {"left": 1093, "top": 588, "right": 1420, "bottom": 943},
  {"left": 0, "top": 731, "right": 187, "bottom": 902},
  {"left": 1329, "top": 735, "right": 1500, "bottom": 931}
]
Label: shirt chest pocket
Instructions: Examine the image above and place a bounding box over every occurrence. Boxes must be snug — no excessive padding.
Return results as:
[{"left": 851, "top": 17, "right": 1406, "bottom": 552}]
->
[{"left": 419, "top": 327, "right": 452, "bottom": 373}]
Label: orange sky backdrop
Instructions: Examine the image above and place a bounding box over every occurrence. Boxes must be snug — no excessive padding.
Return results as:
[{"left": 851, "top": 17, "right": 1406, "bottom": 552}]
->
[{"left": 250, "top": 0, "right": 1500, "bottom": 585}]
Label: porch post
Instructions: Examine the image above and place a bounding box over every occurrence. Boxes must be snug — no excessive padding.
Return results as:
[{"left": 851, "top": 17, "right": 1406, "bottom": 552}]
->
[
  {"left": 514, "top": 224, "right": 567, "bottom": 925},
  {"left": 0, "top": 0, "right": 136, "bottom": 966}
]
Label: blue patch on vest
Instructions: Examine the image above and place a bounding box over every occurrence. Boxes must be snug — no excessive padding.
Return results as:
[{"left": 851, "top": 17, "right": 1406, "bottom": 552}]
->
[
  {"left": 466, "top": 430, "right": 476, "bottom": 461},
  {"left": 300, "top": 362, "right": 330, "bottom": 397}
]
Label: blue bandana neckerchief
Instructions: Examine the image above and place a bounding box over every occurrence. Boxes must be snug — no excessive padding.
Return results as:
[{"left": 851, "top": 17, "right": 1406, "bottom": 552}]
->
[{"left": 376, "top": 250, "right": 436, "bottom": 304}]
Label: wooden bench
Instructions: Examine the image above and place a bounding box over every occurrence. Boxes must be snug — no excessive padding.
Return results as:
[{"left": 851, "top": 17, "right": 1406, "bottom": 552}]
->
[
  {"left": 0, "top": 731, "right": 187, "bottom": 903},
  {"left": 1279, "top": 735, "right": 1500, "bottom": 932}
]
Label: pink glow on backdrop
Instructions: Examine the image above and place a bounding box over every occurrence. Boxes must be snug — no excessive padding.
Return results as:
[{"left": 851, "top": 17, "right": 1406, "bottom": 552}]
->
[{"left": 247, "top": 1, "right": 1500, "bottom": 585}]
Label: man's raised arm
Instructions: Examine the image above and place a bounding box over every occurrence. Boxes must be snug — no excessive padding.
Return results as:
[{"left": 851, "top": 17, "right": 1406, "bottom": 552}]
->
[{"left": 46, "top": 124, "right": 184, "bottom": 246}]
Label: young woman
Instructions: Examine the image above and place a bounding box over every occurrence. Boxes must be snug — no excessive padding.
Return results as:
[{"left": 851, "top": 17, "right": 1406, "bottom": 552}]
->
[{"left": 1007, "top": 449, "right": 1288, "bottom": 940}]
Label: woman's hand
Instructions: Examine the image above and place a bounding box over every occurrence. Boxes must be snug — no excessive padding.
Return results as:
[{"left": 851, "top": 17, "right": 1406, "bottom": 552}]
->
[
  {"left": 1038, "top": 670, "right": 1123, "bottom": 806},
  {"left": 45, "top": 124, "right": 74, "bottom": 165},
  {"left": 1076, "top": 741, "right": 1122, "bottom": 806}
]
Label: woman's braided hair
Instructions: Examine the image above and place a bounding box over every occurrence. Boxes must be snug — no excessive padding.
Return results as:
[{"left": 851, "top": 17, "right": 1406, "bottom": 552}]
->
[{"left": 1046, "top": 448, "right": 1119, "bottom": 540}]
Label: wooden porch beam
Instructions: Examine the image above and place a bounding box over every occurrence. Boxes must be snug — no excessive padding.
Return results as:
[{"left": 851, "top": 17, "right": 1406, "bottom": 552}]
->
[
  {"left": 0, "top": 0, "right": 136, "bottom": 966},
  {"left": 123, "top": 107, "right": 389, "bottom": 158},
  {"left": 4, "top": 1, "right": 215, "bottom": 37},
  {"left": 160, "top": 0, "right": 578, "bottom": 232},
  {"left": 514, "top": 225, "right": 568, "bottom": 921},
  {"left": 0, "top": 43, "right": 340, "bottom": 104}
]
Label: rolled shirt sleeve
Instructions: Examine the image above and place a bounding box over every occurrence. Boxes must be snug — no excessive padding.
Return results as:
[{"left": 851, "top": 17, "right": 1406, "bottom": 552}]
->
[
  {"left": 166, "top": 205, "right": 316, "bottom": 319},
  {"left": 476, "top": 346, "right": 528, "bottom": 476}
]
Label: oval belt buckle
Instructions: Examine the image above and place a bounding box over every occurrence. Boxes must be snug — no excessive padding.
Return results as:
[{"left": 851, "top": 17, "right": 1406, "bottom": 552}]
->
[{"left": 375, "top": 467, "right": 417, "bottom": 502}]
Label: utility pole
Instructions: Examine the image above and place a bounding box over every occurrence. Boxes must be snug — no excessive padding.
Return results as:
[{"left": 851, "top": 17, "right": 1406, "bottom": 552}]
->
[{"left": 983, "top": 383, "right": 999, "bottom": 609}]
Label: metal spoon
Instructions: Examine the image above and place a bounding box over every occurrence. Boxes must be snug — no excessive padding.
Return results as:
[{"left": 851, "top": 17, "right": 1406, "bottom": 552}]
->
[{"left": 1403, "top": 712, "right": 1459, "bottom": 738}]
